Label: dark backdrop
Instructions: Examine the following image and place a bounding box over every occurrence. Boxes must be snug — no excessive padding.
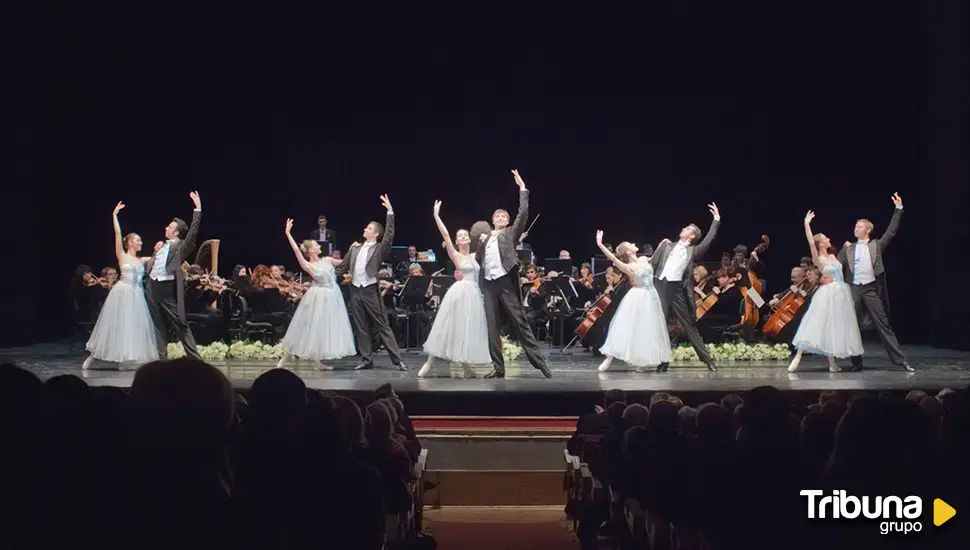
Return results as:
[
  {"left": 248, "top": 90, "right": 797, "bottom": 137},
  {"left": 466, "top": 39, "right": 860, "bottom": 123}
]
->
[{"left": 5, "top": 2, "right": 967, "bottom": 349}]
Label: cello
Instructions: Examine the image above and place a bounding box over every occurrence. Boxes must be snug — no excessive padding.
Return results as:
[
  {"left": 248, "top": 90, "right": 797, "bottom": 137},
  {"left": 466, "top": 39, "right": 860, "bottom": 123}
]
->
[
  {"left": 575, "top": 272, "right": 627, "bottom": 340},
  {"left": 738, "top": 235, "right": 769, "bottom": 330},
  {"left": 762, "top": 280, "right": 818, "bottom": 339}
]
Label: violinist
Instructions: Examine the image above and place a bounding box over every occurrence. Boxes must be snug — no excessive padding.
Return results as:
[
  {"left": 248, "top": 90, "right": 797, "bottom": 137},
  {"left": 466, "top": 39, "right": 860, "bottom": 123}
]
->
[
  {"left": 184, "top": 264, "right": 228, "bottom": 344},
  {"left": 697, "top": 268, "right": 744, "bottom": 343},
  {"left": 71, "top": 264, "right": 106, "bottom": 322},
  {"left": 244, "top": 264, "right": 291, "bottom": 328},
  {"left": 520, "top": 264, "right": 550, "bottom": 340},
  {"left": 573, "top": 262, "right": 596, "bottom": 304},
  {"left": 100, "top": 267, "right": 119, "bottom": 288}
]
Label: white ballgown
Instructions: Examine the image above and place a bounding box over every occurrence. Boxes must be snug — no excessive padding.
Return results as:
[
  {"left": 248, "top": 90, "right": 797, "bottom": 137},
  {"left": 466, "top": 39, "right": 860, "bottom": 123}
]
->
[
  {"left": 600, "top": 258, "right": 672, "bottom": 367},
  {"left": 86, "top": 261, "right": 159, "bottom": 364},
  {"left": 422, "top": 254, "right": 491, "bottom": 365},
  {"left": 280, "top": 260, "right": 357, "bottom": 360},
  {"left": 791, "top": 257, "right": 864, "bottom": 358}
]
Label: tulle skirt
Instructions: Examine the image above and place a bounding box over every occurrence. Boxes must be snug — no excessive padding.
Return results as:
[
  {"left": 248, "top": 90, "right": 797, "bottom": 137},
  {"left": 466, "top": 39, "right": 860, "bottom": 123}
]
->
[
  {"left": 86, "top": 281, "right": 159, "bottom": 363},
  {"left": 423, "top": 280, "right": 491, "bottom": 364},
  {"left": 792, "top": 281, "right": 864, "bottom": 358},
  {"left": 281, "top": 285, "right": 356, "bottom": 360},
  {"left": 600, "top": 286, "right": 672, "bottom": 366}
]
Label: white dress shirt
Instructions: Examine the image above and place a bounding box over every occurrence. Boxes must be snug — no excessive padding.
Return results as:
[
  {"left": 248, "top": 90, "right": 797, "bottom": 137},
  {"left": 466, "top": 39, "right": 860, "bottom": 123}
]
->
[
  {"left": 483, "top": 231, "right": 506, "bottom": 281},
  {"left": 150, "top": 239, "right": 178, "bottom": 281},
  {"left": 353, "top": 242, "right": 378, "bottom": 288},
  {"left": 853, "top": 239, "right": 876, "bottom": 285},
  {"left": 659, "top": 241, "right": 690, "bottom": 282}
]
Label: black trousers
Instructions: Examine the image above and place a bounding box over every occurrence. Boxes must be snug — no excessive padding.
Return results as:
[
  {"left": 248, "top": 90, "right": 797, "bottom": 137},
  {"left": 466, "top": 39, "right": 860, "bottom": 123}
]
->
[
  {"left": 657, "top": 278, "right": 713, "bottom": 364},
  {"left": 349, "top": 284, "right": 402, "bottom": 365},
  {"left": 146, "top": 279, "right": 200, "bottom": 360},
  {"left": 482, "top": 273, "right": 547, "bottom": 374},
  {"left": 850, "top": 282, "right": 906, "bottom": 366}
]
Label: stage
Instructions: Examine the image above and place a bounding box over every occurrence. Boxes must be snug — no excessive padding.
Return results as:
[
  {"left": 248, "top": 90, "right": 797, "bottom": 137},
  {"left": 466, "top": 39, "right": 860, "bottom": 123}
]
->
[{"left": 4, "top": 339, "right": 968, "bottom": 415}]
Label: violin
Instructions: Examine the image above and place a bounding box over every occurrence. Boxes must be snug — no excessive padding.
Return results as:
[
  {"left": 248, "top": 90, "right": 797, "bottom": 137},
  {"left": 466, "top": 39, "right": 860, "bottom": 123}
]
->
[
  {"left": 739, "top": 235, "right": 769, "bottom": 329},
  {"left": 762, "top": 279, "right": 818, "bottom": 338}
]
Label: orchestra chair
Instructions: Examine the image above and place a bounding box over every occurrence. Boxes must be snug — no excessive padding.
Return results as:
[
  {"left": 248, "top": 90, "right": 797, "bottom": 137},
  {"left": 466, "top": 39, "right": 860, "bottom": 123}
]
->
[
  {"left": 70, "top": 299, "right": 96, "bottom": 352},
  {"left": 234, "top": 295, "right": 283, "bottom": 344}
]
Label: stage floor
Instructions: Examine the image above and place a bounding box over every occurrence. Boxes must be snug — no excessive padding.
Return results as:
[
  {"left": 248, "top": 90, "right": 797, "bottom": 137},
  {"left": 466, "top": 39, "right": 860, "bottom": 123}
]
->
[{"left": 4, "top": 340, "right": 969, "bottom": 394}]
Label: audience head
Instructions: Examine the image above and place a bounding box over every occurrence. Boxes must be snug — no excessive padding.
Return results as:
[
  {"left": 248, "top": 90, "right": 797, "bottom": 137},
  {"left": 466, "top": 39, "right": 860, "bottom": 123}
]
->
[
  {"left": 720, "top": 394, "right": 743, "bottom": 411},
  {"left": 605, "top": 401, "right": 626, "bottom": 427},
  {"left": 648, "top": 401, "right": 681, "bottom": 437},
  {"left": 622, "top": 403, "right": 650, "bottom": 429},
  {"left": 603, "top": 389, "right": 626, "bottom": 409},
  {"left": 696, "top": 403, "right": 734, "bottom": 443},
  {"left": 678, "top": 405, "right": 698, "bottom": 435},
  {"left": 248, "top": 368, "right": 308, "bottom": 423},
  {"left": 668, "top": 396, "right": 684, "bottom": 410},
  {"left": 738, "top": 386, "right": 792, "bottom": 445},
  {"left": 365, "top": 401, "right": 394, "bottom": 444},
  {"left": 905, "top": 389, "right": 930, "bottom": 404},
  {"left": 649, "top": 392, "right": 672, "bottom": 407},
  {"left": 333, "top": 395, "right": 366, "bottom": 451}
]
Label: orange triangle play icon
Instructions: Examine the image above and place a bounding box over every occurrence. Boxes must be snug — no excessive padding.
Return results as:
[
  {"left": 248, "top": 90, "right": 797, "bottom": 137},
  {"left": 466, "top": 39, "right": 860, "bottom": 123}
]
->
[{"left": 934, "top": 498, "right": 956, "bottom": 527}]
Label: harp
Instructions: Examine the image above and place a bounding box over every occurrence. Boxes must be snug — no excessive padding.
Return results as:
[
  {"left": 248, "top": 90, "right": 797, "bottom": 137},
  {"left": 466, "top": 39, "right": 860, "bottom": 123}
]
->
[{"left": 195, "top": 239, "right": 220, "bottom": 276}]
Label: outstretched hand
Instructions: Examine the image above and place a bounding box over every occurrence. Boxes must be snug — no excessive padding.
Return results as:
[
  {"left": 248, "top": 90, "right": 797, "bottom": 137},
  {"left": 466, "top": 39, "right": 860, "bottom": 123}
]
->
[
  {"left": 708, "top": 202, "right": 720, "bottom": 218},
  {"left": 113, "top": 201, "right": 125, "bottom": 215},
  {"left": 190, "top": 191, "right": 201, "bottom": 209},
  {"left": 433, "top": 200, "right": 442, "bottom": 217},
  {"left": 380, "top": 194, "right": 393, "bottom": 212},
  {"left": 511, "top": 169, "right": 526, "bottom": 190},
  {"left": 891, "top": 192, "right": 903, "bottom": 208},
  {"left": 804, "top": 210, "right": 815, "bottom": 225},
  {"left": 285, "top": 218, "right": 294, "bottom": 234},
  {"left": 595, "top": 230, "right": 604, "bottom": 245}
]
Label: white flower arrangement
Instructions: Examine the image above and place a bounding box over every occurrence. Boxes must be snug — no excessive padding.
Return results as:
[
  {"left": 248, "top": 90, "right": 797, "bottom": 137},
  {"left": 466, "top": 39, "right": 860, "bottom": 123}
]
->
[
  {"left": 670, "top": 342, "right": 791, "bottom": 362},
  {"left": 167, "top": 340, "right": 285, "bottom": 361},
  {"left": 501, "top": 335, "right": 523, "bottom": 362}
]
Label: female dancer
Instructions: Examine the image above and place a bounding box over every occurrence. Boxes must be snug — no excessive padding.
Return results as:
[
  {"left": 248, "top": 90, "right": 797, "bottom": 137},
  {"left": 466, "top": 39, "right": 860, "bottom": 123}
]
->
[
  {"left": 788, "top": 211, "right": 863, "bottom": 372},
  {"left": 594, "top": 231, "right": 671, "bottom": 372},
  {"left": 276, "top": 219, "right": 356, "bottom": 369},
  {"left": 83, "top": 202, "right": 159, "bottom": 369},
  {"left": 418, "top": 200, "right": 490, "bottom": 378}
]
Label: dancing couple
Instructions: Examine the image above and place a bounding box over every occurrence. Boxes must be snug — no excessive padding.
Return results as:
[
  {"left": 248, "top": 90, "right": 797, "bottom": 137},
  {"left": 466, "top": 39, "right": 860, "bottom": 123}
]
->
[
  {"left": 83, "top": 192, "right": 203, "bottom": 368},
  {"left": 593, "top": 203, "right": 721, "bottom": 373},
  {"left": 420, "top": 170, "right": 551, "bottom": 379},
  {"left": 788, "top": 193, "right": 912, "bottom": 372}
]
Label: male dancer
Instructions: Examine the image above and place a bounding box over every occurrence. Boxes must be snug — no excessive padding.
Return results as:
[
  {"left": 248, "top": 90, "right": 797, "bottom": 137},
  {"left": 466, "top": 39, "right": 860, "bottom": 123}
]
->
[
  {"left": 837, "top": 192, "right": 912, "bottom": 372},
  {"left": 473, "top": 170, "right": 552, "bottom": 379},
  {"left": 650, "top": 203, "right": 721, "bottom": 372},
  {"left": 336, "top": 195, "right": 407, "bottom": 371},
  {"left": 146, "top": 191, "right": 202, "bottom": 359}
]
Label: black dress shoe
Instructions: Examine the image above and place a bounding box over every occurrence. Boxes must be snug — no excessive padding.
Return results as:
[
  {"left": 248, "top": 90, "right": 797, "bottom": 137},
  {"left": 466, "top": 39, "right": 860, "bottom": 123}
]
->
[
  {"left": 483, "top": 369, "right": 505, "bottom": 379},
  {"left": 706, "top": 361, "right": 716, "bottom": 372},
  {"left": 538, "top": 365, "right": 552, "bottom": 379},
  {"left": 656, "top": 362, "right": 669, "bottom": 373},
  {"left": 901, "top": 361, "right": 915, "bottom": 372},
  {"left": 396, "top": 362, "right": 408, "bottom": 372},
  {"left": 847, "top": 365, "right": 863, "bottom": 372},
  {"left": 354, "top": 360, "right": 375, "bottom": 371}
]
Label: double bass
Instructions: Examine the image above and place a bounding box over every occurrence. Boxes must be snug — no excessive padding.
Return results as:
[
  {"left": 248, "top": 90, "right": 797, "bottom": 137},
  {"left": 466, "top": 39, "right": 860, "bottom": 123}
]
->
[
  {"left": 739, "top": 235, "right": 769, "bottom": 329},
  {"left": 762, "top": 280, "right": 817, "bottom": 338}
]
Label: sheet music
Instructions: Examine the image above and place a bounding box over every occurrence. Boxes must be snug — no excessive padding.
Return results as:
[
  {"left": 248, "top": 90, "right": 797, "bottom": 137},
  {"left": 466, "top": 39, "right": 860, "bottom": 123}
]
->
[{"left": 746, "top": 287, "right": 765, "bottom": 308}]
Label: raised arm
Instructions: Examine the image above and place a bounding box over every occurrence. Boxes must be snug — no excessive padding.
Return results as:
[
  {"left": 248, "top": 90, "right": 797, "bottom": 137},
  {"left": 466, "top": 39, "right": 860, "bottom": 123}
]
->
[
  {"left": 596, "top": 231, "right": 636, "bottom": 279},
  {"left": 433, "top": 200, "right": 461, "bottom": 266},
  {"left": 284, "top": 219, "right": 316, "bottom": 276},
  {"left": 379, "top": 194, "right": 395, "bottom": 249},
  {"left": 880, "top": 192, "right": 903, "bottom": 251},
  {"left": 692, "top": 202, "right": 721, "bottom": 259},
  {"left": 803, "top": 210, "right": 823, "bottom": 269},
  {"left": 509, "top": 169, "right": 530, "bottom": 237},
  {"left": 183, "top": 191, "right": 203, "bottom": 254},
  {"left": 112, "top": 202, "right": 126, "bottom": 264}
]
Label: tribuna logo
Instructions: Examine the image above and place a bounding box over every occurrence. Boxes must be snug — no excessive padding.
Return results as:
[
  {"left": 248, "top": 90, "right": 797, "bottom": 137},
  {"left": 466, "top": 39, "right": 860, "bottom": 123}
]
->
[{"left": 800, "top": 490, "right": 923, "bottom": 534}]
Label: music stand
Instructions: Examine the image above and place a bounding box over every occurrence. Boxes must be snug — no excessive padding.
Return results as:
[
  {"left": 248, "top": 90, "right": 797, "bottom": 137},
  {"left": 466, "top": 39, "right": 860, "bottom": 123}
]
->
[
  {"left": 316, "top": 241, "right": 333, "bottom": 256},
  {"left": 430, "top": 275, "right": 456, "bottom": 297},
  {"left": 543, "top": 258, "right": 573, "bottom": 276},
  {"left": 417, "top": 261, "right": 440, "bottom": 276},
  {"left": 517, "top": 249, "right": 534, "bottom": 266},
  {"left": 591, "top": 255, "right": 610, "bottom": 276},
  {"left": 390, "top": 246, "right": 411, "bottom": 265},
  {"left": 400, "top": 276, "right": 432, "bottom": 349}
]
